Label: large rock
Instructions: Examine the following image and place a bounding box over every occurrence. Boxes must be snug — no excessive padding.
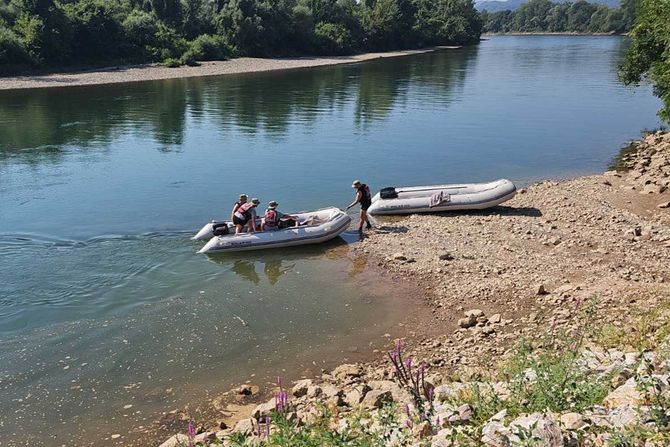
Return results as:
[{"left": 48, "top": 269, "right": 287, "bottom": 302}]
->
[
  {"left": 232, "top": 418, "right": 258, "bottom": 436},
  {"left": 509, "top": 413, "right": 562, "bottom": 447},
  {"left": 559, "top": 412, "right": 584, "bottom": 430},
  {"left": 481, "top": 421, "right": 511, "bottom": 447},
  {"left": 291, "top": 379, "right": 313, "bottom": 398},
  {"left": 433, "top": 383, "right": 467, "bottom": 402},
  {"left": 465, "top": 309, "right": 485, "bottom": 318},
  {"left": 343, "top": 384, "right": 371, "bottom": 408},
  {"left": 603, "top": 378, "right": 642, "bottom": 408},
  {"left": 251, "top": 399, "right": 277, "bottom": 419},
  {"left": 361, "top": 389, "right": 392, "bottom": 410},
  {"left": 369, "top": 380, "right": 412, "bottom": 404},
  {"left": 458, "top": 315, "right": 477, "bottom": 328},
  {"left": 159, "top": 434, "right": 189, "bottom": 447},
  {"left": 608, "top": 404, "right": 639, "bottom": 428},
  {"left": 332, "top": 364, "right": 362, "bottom": 381}
]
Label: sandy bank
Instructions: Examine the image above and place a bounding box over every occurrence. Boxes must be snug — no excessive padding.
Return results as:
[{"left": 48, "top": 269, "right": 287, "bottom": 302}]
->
[{"left": 0, "top": 47, "right": 457, "bottom": 91}]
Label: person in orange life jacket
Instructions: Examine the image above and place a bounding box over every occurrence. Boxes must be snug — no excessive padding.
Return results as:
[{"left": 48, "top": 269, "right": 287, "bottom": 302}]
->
[
  {"left": 233, "top": 197, "right": 260, "bottom": 233},
  {"left": 231, "top": 194, "right": 248, "bottom": 221},
  {"left": 345, "top": 180, "right": 372, "bottom": 232},
  {"left": 261, "top": 201, "right": 299, "bottom": 231}
]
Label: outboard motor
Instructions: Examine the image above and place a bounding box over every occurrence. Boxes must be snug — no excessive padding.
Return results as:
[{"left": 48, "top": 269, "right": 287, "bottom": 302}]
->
[
  {"left": 380, "top": 187, "right": 398, "bottom": 199},
  {"left": 212, "top": 222, "right": 231, "bottom": 236}
]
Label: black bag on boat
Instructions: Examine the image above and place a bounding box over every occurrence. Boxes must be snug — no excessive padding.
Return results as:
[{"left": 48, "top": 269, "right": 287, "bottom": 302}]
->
[
  {"left": 380, "top": 187, "right": 398, "bottom": 199},
  {"left": 212, "top": 223, "right": 230, "bottom": 236}
]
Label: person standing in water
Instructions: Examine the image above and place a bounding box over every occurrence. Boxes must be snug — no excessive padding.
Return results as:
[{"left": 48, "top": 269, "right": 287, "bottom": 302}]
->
[{"left": 346, "top": 180, "right": 372, "bottom": 232}]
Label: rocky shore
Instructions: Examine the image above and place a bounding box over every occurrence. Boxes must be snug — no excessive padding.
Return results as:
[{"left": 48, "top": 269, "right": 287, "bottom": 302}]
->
[{"left": 159, "top": 132, "right": 670, "bottom": 446}]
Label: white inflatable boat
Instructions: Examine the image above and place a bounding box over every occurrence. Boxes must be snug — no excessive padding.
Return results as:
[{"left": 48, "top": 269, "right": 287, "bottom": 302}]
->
[
  {"left": 367, "top": 179, "right": 517, "bottom": 215},
  {"left": 194, "top": 207, "right": 351, "bottom": 253}
]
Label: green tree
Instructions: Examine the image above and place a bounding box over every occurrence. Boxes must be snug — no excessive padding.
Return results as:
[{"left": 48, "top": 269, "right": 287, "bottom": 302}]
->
[
  {"left": 567, "top": 0, "right": 596, "bottom": 32},
  {"left": 515, "top": 0, "right": 552, "bottom": 32},
  {"left": 150, "top": 0, "right": 182, "bottom": 25},
  {"left": 620, "top": 0, "right": 635, "bottom": 31},
  {"left": 620, "top": 0, "right": 670, "bottom": 122},
  {"left": 357, "top": 0, "right": 402, "bottom": 51},
  {"left": 546, "top": 2, "right": 569, "bottom": 32},
  {"left": 62, "top": 0, "right": 128, "bottom": 62}
]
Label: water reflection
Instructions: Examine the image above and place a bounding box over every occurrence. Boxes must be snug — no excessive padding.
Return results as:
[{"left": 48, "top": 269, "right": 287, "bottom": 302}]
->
[
  {"left": 205, "top": 237, "right": 351, "bottom": 284},
  {"left": 0, "top": 49, "right": 474, "bottom": 159}
]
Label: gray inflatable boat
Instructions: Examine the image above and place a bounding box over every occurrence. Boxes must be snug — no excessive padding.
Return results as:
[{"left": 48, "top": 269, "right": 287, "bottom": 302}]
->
[{"left": 367, "top": 179, "right": 517, "bottom": 215}]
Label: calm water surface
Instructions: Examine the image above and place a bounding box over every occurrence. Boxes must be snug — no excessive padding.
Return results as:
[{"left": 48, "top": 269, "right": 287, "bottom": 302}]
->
[{"left": 0, "top": 35, "right": 663, "bottom": 445}]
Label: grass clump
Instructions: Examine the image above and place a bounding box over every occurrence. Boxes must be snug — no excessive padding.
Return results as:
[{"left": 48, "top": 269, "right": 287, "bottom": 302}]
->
[{"left": 163, "top": 57, "right": 181, "bottom": 68}]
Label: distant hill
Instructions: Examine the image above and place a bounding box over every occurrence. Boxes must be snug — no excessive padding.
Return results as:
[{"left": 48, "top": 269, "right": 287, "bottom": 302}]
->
[{"left": 476, "top": 0, "right": 621, "bottom": 12}]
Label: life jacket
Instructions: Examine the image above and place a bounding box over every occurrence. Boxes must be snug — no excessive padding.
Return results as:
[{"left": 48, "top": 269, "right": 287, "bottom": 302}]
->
[
  {"left": 265, "top": 209, "right": 279, "bottom": 226},
  {"left": 358, "top": 184, "right": 372, "bottom": 206},
  {"left": 235, "top": 202, "right": 255, "bottom": 220}
]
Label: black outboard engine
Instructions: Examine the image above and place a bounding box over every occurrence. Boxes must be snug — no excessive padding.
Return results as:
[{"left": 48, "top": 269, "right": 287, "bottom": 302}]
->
[
  {"left": 212, "top": 222, "right": 230, "bottom": 236},
  {"left": 380, "top": 187, "right": 398, "bottom": 199}
]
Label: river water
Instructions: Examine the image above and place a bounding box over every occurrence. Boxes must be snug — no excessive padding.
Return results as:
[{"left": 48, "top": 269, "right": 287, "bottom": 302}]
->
[{"left": 0, "top": 36, "right": 663, "bottom": 445}]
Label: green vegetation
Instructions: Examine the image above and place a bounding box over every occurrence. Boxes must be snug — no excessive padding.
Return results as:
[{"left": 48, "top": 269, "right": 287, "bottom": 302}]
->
[
  {"left": 480, "top": 0, "right": 634, "bottom": 34},
  {"left": 0, "top": 0, "right": 482, "bottom": 74},
  {"left": 619, "top": 0, "right": 670, "bottom": 123}
]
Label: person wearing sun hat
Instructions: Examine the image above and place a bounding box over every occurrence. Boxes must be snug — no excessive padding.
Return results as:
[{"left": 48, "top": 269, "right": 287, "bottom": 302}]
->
[
  {"left": 233, "top": 197, "right": 261, "bottom": 233},
  {"left": 346, "top": 179, "right": 372, "bottom": 232},
  {"left": 261, "top": 200, "right": 298, "bottom": 231}
]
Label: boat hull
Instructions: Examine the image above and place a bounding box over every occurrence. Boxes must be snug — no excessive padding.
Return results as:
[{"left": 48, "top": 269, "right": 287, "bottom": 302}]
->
[
  {"left": 367, "top": 179, "right": 517, "bottom": 215},
  {"left": 196, "top": 207, "right": 351, "bottom": 253}
]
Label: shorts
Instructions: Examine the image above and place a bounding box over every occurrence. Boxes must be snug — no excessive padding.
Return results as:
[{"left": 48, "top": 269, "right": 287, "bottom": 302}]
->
[
  {"left": 360, "top": 201, "right": 371, "bottom": 211},
  {"left": 233, "top": 215, "right": 249, "bottom": 226}
]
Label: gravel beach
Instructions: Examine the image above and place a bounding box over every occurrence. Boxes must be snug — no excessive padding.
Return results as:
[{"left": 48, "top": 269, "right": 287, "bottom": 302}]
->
[
  {"left": 157, "top": 132, "right": 670, "bottom": 447},
  {"left": 0, "top": 47, "right": 456, "bottom": 91}
]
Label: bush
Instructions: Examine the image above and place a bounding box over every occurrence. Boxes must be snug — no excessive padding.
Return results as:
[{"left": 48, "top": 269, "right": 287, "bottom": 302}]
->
[
  {"left": 186, "top": 34, "right": 232, "bottom": 61},
  {"left": 149, "top": 22, "right": 188, "bottom": 62},
  {"left": 122, "top": 10, "right": 159, "bottom": 49},
  {"left": 0, "top": 26, "right": 35, "bottom": 73},
  {"left": 163, "top": 57, "right": 181, "bottom": 67},
  {"left": 62, "top": 0, "right": 127, "bottom": 63},
  {"left": 314, "top": 22, "right": 354, "bottom": 56}
]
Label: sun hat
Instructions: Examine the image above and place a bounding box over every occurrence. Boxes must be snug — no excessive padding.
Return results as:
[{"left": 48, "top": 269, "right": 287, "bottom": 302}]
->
[
  {"left": 251, "top": 198, "right": 260, "bottom": 205},
  {"left": 268, "top": 201, "right": 278, "bottom": 209},
  {"left": 239, "top": 194, "right": 248, "bottom": 201},
  {"left": 352, "top": 180, "right": 361, "bottom": 188}
]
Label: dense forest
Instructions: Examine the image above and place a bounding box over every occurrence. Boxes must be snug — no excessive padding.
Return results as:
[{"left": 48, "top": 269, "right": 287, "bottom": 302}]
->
[
  {"left": 0, "top": 0, "right": 482, "bottom": 74},
  {"left": 620, "top": 0, "right": 670, "bottom": 123},
  {"left": 480, "top": 0, "right": 635, "bottom": 34}
]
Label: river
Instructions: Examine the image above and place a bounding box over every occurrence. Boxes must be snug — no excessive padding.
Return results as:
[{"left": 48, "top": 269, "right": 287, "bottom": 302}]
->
[{"left": 0, "top": 35, "right": 663, "bottom": 446}]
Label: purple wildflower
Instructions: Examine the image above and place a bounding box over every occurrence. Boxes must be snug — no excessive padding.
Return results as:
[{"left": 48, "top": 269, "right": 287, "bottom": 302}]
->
[
  {"left": 187, "top": 421, "right": 196, "bottom": 447},
  {"left": 405, "top": 357, "right": 413, "bottom": 370}
]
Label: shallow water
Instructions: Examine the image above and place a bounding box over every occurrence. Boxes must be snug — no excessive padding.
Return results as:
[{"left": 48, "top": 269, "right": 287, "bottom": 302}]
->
[{"left": 0, "top": 35, "right": 663, "bottom": 445}]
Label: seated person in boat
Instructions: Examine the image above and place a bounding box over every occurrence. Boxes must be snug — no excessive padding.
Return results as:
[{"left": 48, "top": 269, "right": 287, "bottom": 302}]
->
[
  {"left": 233, "top": 197, "right": 260, "bottom": 233},
  {"left": 261, "top": 201, "right": 298, "bottom": 231}
]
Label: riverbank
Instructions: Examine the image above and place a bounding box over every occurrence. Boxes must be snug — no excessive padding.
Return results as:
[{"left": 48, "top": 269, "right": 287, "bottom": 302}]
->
[
  {"left": 483, "top": 32, "right": 620, "bottom": 36},
  {"left": 159, "top": 132, "right": 670, "bottom": 446},
  {"left": 0, "top": 47, "right": 457, "bottom": 91}
]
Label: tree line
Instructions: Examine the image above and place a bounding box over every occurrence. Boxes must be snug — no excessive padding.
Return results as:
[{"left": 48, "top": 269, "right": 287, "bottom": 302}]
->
[
  {"left": 620, "top": 0, "right": 670, "bottom": 123},
  {"left": 480, "top": 0, "right": 635, "bottom": 34},
  {"left": 0, "top": 0, "right": 482, "bottom": 74}
]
